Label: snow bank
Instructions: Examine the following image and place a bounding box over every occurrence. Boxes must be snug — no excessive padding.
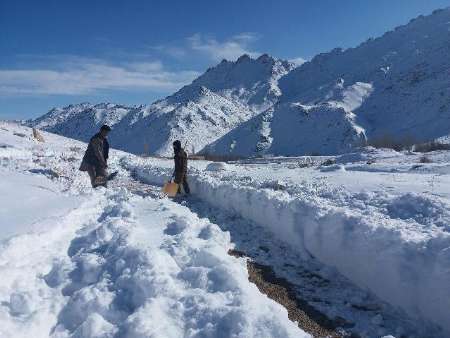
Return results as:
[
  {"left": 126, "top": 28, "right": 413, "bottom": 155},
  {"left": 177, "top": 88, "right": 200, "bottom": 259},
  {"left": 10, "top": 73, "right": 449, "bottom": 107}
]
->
[
  {"left": 0, "top": 189, "right": 101, "bottom": 338},
  {"left": 132, "top": 160, "right": 450, "bottom": 335},
  {"left": 49, "top": 189, "right": 307, "bottom": 337},
  {"left": 0, "top": 123, "right": 309, "bottom": 337},
  {"left": 0, "top": 170, "right": 82, "bottom": 240},
  {"left": 205, "top": 162, "right": 229, "bottom": 172}
]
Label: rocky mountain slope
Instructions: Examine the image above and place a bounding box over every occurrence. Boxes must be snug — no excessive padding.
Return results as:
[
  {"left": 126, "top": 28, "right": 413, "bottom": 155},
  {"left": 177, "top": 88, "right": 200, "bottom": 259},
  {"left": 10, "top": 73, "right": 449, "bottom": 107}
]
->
[
  {"left": 31, "top": 55, "right": 294, "bottom": 156},
  {"left": 206, "top": 8, "right": 450, "bottom": 156},
  {"left": 31, "top": 8, "right": 450, "bottom": 157}
]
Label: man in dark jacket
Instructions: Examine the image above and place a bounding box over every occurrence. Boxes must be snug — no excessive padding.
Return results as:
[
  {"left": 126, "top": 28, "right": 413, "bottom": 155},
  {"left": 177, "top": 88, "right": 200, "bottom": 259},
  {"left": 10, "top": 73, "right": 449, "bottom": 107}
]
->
[
  {"left": 103, "top": 134, "right": 109, "bottom": 164},
  {"left": 79, "top": 125, "right": 111, "bottom": 187},
  {"left": 172, "top": 140, "right": 190, "bottom": 194}
]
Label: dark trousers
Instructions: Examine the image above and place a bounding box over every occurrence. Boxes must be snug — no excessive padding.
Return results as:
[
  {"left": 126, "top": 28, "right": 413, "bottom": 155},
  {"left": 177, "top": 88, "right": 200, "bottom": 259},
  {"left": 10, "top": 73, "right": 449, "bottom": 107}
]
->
[
  {"left": 87, "top": 165, "right": 107, "bottom": 188},
  {"left": 176, "top": 175, "right": 190, "bottom": 194}
]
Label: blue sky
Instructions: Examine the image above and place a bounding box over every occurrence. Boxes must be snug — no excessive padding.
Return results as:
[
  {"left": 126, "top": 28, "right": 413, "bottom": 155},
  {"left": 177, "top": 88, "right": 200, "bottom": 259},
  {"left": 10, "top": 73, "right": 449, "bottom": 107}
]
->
[{"left": 1, "top": 0, "right": 450, "bottom": 119}]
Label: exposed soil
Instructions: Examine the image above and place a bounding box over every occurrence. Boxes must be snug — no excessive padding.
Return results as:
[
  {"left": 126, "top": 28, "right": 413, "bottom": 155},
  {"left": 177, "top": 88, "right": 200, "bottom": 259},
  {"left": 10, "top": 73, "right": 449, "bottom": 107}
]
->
[{"left": 229, "top": 249, "right": 343, "bottom": 338}]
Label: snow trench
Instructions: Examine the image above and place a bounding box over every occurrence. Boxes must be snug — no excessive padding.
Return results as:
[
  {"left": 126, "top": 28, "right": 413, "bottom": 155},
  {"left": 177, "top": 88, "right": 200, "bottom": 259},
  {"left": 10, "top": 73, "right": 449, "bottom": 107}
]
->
[{"left": 131, "top": 162, "right": 450, "bottom": 335}]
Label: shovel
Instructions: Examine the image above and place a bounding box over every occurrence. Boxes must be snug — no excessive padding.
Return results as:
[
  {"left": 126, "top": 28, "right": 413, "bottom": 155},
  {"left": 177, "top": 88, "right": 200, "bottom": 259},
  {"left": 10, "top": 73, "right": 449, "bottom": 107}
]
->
[{"left": 162, "top": 181, "right": 179, "bottom": 197}]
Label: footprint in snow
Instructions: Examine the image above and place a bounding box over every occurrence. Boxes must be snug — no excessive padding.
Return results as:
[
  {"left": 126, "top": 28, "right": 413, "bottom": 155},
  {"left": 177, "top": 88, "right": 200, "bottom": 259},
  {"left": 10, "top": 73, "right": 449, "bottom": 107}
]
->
[{"left": 164, "top": 217, "right": 188, "bottom": 236}]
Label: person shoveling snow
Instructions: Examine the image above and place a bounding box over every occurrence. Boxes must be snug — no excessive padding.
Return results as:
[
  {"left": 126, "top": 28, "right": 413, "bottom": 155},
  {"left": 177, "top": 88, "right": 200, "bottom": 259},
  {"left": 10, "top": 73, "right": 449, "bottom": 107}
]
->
[
  {"left": 79, "top": 125, "right": 116, "bottom": 188},
  {"left": 170, "top": 140, "right": 190, "bottom": 195}
]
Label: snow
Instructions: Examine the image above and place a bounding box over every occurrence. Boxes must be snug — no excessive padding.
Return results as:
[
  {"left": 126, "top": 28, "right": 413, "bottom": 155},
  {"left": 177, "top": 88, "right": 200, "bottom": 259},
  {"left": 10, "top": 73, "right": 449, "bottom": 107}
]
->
[
  {"left": 52, "top": 193, "right": 305, "bottom": 338},
  {"left": 205, "top": 162, "right": 229, "bottom": 171},
  {"left": 30, "top": 55, "right": 293, "bottom": 157},
  {"left": 0, "top": 121, "right": 308, "bottom": 338},
  {"left": 0, "top": 170, "right": 82, "bottom": 240},
  {"left": 3, "top": 119, "right": 450, "bottom": 337},
  {"left": 112, "top": 85, "right": 256, "bottom": 156},
  {"left": 29, "top": 8, "right": 450, "bottom": 158},
  {"left": 279, "top": 7, "right": 450, "bottom": 143},
  {"left": 195, "top": 8, "right": 450, "bottom": 157},
  {"left": 6, "top": 7, "right": 450, "bottom": 337},
  {"left": 31, "top": 103, "right": 135, "bottom": 142},
  {"left": 207, "top": 102, "right": 367, "bottom": 156},
  {"left": 128, "top": 147, "right": 450, "bottom": 336}
]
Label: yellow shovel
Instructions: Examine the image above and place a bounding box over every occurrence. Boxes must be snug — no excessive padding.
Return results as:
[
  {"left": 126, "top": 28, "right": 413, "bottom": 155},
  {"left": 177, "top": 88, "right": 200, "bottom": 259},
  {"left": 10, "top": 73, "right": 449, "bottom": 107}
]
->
[{"left": 162, "top": 181, "right": 179, "bottom": 197}]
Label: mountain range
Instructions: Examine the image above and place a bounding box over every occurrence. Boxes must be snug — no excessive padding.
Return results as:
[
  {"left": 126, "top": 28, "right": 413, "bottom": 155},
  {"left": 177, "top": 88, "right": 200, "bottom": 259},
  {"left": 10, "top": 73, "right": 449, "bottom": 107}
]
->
[{"left": 30, "top": 8, "right": 450, "bottom": 157}]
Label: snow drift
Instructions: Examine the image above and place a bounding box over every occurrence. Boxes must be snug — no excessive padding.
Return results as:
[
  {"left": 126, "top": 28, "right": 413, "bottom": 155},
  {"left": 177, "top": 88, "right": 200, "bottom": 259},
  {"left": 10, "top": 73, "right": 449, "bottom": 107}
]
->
[
  {"left": 129, "top": 155, "right": 450, "bottom": 336},
  {"left": 0, "top": 122, "right": 309, "bottom": 338}
]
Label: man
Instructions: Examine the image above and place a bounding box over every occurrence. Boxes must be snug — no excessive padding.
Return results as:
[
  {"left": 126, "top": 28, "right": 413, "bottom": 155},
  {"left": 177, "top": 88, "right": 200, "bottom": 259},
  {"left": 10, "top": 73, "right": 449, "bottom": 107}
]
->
[
  {"left": 172, "top": 140, "right": 190, "bottom": 194},
  {"left": 79, "top": 125, "right": 111, "bottom": 187}
]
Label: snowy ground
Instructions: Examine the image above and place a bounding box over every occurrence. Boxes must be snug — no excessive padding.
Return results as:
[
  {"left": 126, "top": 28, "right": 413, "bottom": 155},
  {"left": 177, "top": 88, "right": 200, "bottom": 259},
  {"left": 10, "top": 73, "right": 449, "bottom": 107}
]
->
[
  {"left": 1, "top": 121, "right": 449, "bottom": 338},
  {"left": 0, "top": 170, "right": 83, "bottom": 240},
  {"left": 127, "top": 149, "right": 450, "bottom": 337},
  {"left": 0, "top": 122, "right": 307, "bottom": 338}
]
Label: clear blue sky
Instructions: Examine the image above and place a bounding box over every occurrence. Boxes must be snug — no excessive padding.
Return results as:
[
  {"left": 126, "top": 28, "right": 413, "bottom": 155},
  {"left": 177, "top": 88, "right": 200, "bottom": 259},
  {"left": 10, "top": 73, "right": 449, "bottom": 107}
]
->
[{"left": 1, "top": 0, "right": 450, "bottom": 119}]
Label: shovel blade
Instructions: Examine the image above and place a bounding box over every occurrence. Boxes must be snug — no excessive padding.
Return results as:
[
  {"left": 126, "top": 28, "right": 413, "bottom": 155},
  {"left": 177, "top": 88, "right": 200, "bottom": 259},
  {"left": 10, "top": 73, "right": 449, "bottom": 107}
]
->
[{"left": 162, "top": 182, "right": 179, "bottom": 197}]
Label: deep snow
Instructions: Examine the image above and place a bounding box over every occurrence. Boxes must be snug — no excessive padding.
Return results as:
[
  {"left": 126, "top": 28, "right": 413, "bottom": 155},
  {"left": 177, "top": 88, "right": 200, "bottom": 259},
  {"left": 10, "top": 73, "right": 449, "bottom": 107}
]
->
[
  {"left": 0, "top": 122, "right": 309, "bottom": 338},
  {"left": 0, "top": 170, "right": 82, "bottom": 240},
  {"left": 2, "top": 121, "right": 450, "bottom": 337},
  {"left": 127, "top": 147, "right": 450, "bottom": 337}
]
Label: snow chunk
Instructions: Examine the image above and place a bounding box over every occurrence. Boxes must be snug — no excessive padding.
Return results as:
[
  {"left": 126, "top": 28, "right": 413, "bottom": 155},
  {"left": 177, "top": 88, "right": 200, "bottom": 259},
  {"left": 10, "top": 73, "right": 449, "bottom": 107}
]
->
[{"left": 205, "top": 162, "right": 229, "bottom": 171}]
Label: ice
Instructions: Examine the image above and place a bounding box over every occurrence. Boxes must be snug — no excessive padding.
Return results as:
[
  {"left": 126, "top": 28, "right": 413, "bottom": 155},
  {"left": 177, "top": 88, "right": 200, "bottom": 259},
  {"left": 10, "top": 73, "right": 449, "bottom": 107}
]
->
[{"left": 71, "top": 313, "right": 117, "bottom": 338}]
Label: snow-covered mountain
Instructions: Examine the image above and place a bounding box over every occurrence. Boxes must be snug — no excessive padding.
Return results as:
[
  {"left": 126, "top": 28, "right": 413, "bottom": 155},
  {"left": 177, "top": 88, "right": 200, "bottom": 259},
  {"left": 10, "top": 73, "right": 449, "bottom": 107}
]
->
[
  {"left": 204, "top": 8, "right": 450, "bottom": 156},
  {"left": 32, "top": 103, "right": 143, "bottom": 143},
  {"left": 31, "top": 55, "right": 294, "bottom": 156},
  {"left": 203, "top": 103, "right": 366, "bottom": 156},
  {"left": 191, "top": 54, "right": 293, "bottom": 111},
  {"left": 31, "top": 8, "right": 450, "bottom": 157}
]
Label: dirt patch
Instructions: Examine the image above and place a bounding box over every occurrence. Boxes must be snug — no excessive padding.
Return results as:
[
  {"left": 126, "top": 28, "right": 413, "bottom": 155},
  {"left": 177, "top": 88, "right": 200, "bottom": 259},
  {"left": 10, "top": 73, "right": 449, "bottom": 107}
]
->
[{"left": 229, "top": 249, "right": 343, "bottom": 338}]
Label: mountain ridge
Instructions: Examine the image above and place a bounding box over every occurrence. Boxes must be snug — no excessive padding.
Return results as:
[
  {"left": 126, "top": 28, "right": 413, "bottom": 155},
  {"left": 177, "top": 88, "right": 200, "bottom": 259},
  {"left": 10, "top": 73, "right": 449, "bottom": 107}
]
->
[
  {"left": 30, "top": 7, "right": 450, "bottom": 157},
  {"left": 203, "top": 7, "right": 450, "bottom": 156},
  {"left": 31, "top": 54, "right": 293, "bottom": 155}
]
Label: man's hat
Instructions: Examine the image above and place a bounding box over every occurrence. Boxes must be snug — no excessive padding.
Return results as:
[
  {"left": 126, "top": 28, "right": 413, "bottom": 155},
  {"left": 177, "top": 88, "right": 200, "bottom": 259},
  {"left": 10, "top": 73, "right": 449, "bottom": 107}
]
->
[
  {"left": 173, "top": 140, "right": 181, "bottom": 148},
  {"left": 100, "top": 125, "right": 111, "bottom": 132}
]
